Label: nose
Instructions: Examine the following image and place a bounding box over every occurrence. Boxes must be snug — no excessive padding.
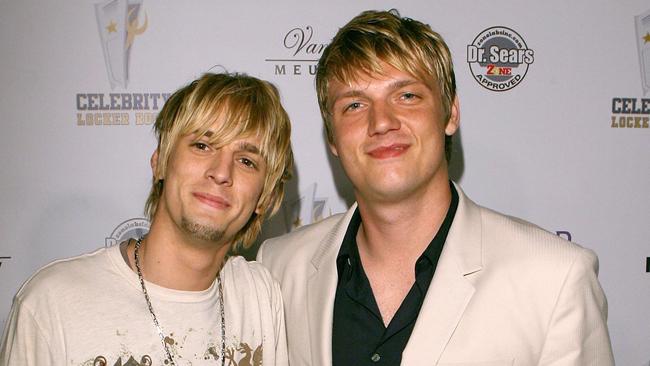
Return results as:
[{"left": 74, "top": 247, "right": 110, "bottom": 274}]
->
[
  {"left": 206, "top": 148, "right": 233, "bottom": 186},
  {"left": 368, "top": 101, "right": 400, "bottom": 136}
]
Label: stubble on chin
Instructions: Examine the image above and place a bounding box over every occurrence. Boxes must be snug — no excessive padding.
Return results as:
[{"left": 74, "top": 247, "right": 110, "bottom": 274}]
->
[{"left": 180, "top": 217, "right": 225, "bottom": 243}]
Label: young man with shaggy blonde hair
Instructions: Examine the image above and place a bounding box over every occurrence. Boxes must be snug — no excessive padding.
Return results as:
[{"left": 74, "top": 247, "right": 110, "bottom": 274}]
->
[{"left": 2, "top": 73, "right": 292, "bottom": 366}]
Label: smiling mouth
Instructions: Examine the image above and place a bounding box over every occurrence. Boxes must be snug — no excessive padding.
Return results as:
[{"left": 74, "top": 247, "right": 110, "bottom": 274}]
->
[
  {"left": 193, "top": 193, "right": 231, "bottom": 210},
  {"left": 367, "top": 144, "right": 409, "bottom": 159}
]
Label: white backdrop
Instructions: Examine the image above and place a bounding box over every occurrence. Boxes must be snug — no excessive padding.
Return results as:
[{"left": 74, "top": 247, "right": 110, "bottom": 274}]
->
[{"left": 1, "top": 1, "right": 648, "bottom": 364}]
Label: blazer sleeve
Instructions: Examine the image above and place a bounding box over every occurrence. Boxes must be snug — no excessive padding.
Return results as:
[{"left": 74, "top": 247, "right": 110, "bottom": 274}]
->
[{"left": 537, "top": 248, "right": 615, "bottom": 366}]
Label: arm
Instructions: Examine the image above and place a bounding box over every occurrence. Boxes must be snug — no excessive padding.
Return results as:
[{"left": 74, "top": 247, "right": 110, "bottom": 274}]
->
[
  {"left": 271, "top": 278, "right": 289, "bottom": 366},
  {"left": 537, "top": 249, "right": 615, "bottom": 366},
  {"left": 0, "top": 298, "right": 57, "bottom": 365},
  {"left": 256, "top": 239, "right": 268, "bottom": 264}
]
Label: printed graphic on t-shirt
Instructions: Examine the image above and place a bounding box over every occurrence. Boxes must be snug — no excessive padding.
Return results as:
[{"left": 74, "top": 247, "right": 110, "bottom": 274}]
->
[
  {"left": 90, "top": 355, "right": 152, "bottom": 365},
  {"left": 84, "top": 341, "right": 262, "bottom": 365}
]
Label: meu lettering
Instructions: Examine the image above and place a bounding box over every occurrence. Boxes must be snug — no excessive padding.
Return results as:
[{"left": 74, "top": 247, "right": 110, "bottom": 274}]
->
[{"left": 268, "top": 26, "right": 328, "bottom": 76}]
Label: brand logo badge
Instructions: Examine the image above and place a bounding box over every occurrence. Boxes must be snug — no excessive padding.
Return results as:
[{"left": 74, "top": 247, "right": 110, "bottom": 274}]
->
[
  {"left": 467, "top": 26, "right": 534, "bottom": 91},
  {"left": 105, "top": 217, "right": 150, "bottom": 247}
]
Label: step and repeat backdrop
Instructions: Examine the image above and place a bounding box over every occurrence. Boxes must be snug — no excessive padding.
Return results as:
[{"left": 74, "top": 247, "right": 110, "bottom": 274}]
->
[{"left": 1, "top": 0, "right": 648, "bottom": 364}]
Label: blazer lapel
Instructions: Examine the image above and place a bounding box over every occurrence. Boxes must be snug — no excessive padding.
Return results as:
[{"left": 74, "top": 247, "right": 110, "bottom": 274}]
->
[
  {"left": 402, "top": 184, "right": 483, "bottom": 365},
  {"left": 306, "top": 204, "right": 357, "bottom": 366}
]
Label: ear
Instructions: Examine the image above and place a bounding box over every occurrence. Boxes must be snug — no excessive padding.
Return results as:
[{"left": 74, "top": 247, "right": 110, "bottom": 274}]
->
[
  {"left": 150, "top": 149, "right": 160, "bottom": 179},
  {"left": 444, "top": 96, "right": 460, "bottom": 136},
  {"left": 254, "top": 195, "right": 264, "bottom": 215},
  {"left": 328, "top": 141, "right": 339, "bottom": 157}
]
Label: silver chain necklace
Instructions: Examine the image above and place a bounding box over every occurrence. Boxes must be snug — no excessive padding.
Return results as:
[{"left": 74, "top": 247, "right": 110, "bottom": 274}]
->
[{"left": 134, "top": 237, "right": 226, "bottom": 366}]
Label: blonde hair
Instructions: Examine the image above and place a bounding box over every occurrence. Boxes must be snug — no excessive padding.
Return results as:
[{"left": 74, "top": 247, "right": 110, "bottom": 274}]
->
[
  {"left": 316, "top": 9, "right": 456, "bottom": 161},
  {"left": 145, "top": 73, "right": 293, "bottom": 251}
]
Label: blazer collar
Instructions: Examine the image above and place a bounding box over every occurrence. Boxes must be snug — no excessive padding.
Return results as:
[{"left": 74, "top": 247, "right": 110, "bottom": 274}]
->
[
  {"left": 305, "top": 183, "right": 484, "bottom": 366},
  {"left": 307, "top": 203, "right": 358, "bottom": 366},
  {"left": 402, "top": 183, "right": 483, "bottom": 365}
]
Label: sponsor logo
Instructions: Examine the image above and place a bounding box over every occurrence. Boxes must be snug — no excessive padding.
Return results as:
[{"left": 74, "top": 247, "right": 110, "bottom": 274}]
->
[
  {"left": 467, "top": 26, "right": 534, "bottom": 91},
  {"left": 76, "top": 92, "right": 170, "bottom": 126},
  {"left": 76, "top": 1, "right": 169, "bottom": 127},
  {"left": 610, "top": 9, "right": 650, "bottom": 129},
  {"left": 265, "top": 26, "right": 328, "bottom": 77},
  {"left": 95, "top": 0, "right": 148, "bottom": 89},
  {"left": 282, "top": 183, "right": 330, "bottom": 231},
  {"left": 105, "top": 217, "right": 150, "bottom": 247},
  {"left": 0, "top": 256, "right": 10, "bottom": 269}
]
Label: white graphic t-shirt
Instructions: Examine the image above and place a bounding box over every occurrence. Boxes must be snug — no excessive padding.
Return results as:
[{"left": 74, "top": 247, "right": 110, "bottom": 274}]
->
[{"left": 0, "top": 245, "right": 288, "bottom": 366}]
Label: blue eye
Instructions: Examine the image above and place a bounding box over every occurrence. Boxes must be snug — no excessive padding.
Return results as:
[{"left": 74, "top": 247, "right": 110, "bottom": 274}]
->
[{"left": 345, "top": 102, "right": 362, "bottom": 111}]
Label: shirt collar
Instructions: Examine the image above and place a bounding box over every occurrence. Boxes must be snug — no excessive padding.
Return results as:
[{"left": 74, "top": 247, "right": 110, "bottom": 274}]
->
[{"left": 336, "top": 182, "right": 459, "bottom": 275}]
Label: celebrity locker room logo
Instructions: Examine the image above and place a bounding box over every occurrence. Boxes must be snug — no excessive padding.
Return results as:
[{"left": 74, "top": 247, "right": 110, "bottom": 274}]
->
[
  {"left": 610, "top": 9, "right": 650, "bottom": 129},
  {"left": 95, "top": 0, "right": 147, "bottom": 89},
  {"left": 76, "top": 0, "right": 170, "bottom": 127}
]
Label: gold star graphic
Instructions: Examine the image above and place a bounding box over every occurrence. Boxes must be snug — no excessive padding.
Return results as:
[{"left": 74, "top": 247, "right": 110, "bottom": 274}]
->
[
  {"left": 643, "top": 32, "right": 650, "bottom": 44},
  {"left": 106, "top": 20, "right": 117, "bottom": 33}
]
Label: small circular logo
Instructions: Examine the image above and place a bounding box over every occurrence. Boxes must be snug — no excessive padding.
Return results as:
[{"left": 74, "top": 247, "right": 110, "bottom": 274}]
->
[
  {"left": 105, "top": 217, "right": 150, "bottom": 247},
  {"left": 467, "top": 26, "right": 534, "bottom": 91}
]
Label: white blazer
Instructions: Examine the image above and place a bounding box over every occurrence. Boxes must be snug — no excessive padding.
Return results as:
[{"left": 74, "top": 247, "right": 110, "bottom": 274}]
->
[{"left": 257, "top": 185, "right": 614, "bottom": 366}]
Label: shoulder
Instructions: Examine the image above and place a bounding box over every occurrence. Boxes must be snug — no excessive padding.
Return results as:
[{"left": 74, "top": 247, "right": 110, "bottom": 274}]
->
[
  {"left": 12, "top": 247, "right": 114, "bottom": 312},
  {"left": 258, "top": 211, "right": 347, "bottom": 261},
  {"left": 223, "top": 256, "right": 281, "bottom": 298},
  {"left": 475, "top": 204, "right": 598, "bottom": 275},
  {"left": 16, "top": 248, "right": 111, "bottom": 298}
]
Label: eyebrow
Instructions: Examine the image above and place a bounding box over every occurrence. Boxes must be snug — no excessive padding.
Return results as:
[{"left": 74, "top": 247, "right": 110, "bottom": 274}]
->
[
  {"left": 236, "top": 141, "right": 261, "bottom": 155},
  {"left": 389, "top": 79, "right": 419, "bottom": 90},
  {"left": 330, "top": 79, "right": 420, "bottom": 106}
]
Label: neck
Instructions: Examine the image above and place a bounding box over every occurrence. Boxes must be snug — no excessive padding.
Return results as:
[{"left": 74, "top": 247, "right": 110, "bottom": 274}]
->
[
  {"left": 355, "top": 181, "right": 452, "bottom": 265},
  {"left": 129, "top": 218, "right": 231, "bottom": 291}
]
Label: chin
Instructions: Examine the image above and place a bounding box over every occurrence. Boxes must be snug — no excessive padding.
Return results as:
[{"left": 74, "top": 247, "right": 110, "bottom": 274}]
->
[{"left": 180, "top": 217, "right": 225, "bottom": 242}]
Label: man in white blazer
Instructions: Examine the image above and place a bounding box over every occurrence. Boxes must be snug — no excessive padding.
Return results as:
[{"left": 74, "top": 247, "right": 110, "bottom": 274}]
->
[{"left": 258, "top": 9, "right": 614, "bottom": 366}]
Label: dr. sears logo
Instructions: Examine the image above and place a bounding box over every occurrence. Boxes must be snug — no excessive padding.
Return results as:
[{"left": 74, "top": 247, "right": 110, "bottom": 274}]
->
[
  {"left": 95, "top": 0, "right": 148, "bottom": 89},
  {"left": 467, "top": 26, "right": 534, "bottom": 92},
  {"left": 265, "top": 26, "right": 328, "bottom": 77}
]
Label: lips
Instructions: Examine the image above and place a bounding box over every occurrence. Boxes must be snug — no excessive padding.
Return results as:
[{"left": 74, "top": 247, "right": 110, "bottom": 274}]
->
[
  {"left": 367, "top": 143, "right": 410, "bottom": 159},
  {"left": 192, "top": 192, "right": 231, "bottom": 210}
]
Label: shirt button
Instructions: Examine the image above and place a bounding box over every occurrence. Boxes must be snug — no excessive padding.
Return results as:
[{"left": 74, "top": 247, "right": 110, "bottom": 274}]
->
[{"left": 371, "top": 353, "right": 381, "bottom": 362}]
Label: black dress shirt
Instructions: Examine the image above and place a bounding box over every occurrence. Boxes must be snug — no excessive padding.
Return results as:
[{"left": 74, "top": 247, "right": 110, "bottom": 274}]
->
[{"left": 332, "top": 183, "right": 459, "bottom": 365}]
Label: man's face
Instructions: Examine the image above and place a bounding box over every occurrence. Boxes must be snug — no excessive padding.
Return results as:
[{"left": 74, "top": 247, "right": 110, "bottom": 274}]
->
[
  {"left": 327, "top": 62, "right": 459, "bottom": 204},
  {"left": 153, "top": 128, "right": 267, "bottom": 246}
]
